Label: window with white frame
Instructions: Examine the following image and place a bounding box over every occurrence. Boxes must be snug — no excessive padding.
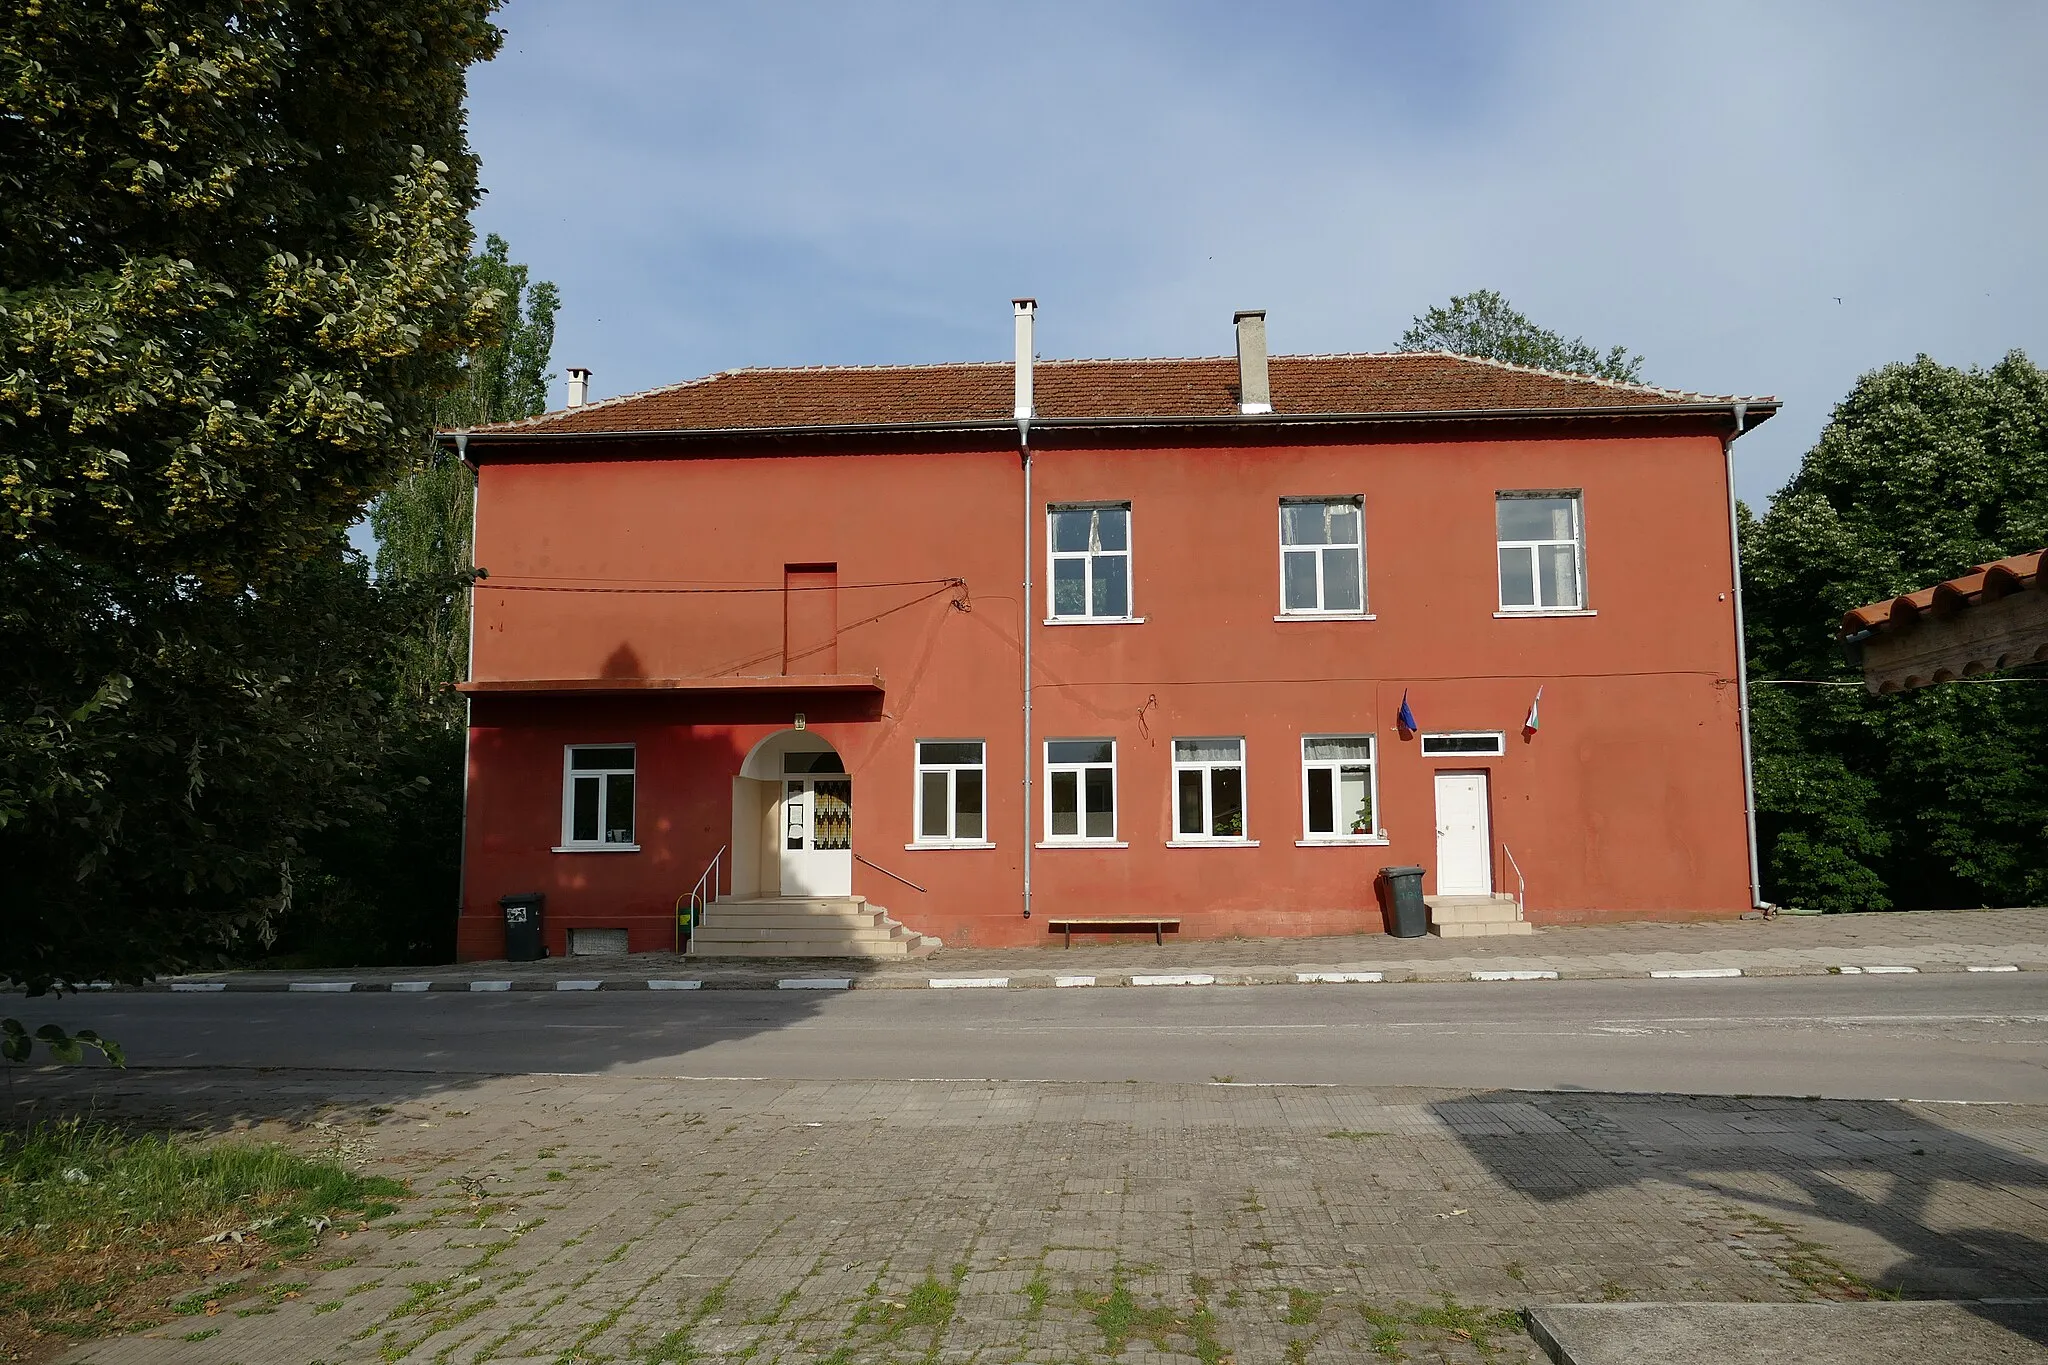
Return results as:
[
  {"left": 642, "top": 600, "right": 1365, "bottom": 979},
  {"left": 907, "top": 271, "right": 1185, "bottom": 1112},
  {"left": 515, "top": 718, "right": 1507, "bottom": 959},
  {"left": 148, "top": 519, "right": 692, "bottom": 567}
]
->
[
  {"left": 1045, "top": 739, "right": 1116, "bottom": 840},
  {"left": 1279, "top": 498, "right": 1365, "bottom": 614},
  {"left": 914, "top": 740, "right": 986, "bottom": 843},
  {"left": 1302, "top": 735, "right": 1378, "bottom": 839},
  {"left": 1173, "top": 737, "right": 1246, "bottom": 839},
  {"left": 1049, "top": 504, "right": 1132, "bottom": 619},
  {"left": 562, "top": 745, "right": 636, "bottom": 847},
  {"left": 1497, "top": 492, "right": 1586, "bottom": 610}
]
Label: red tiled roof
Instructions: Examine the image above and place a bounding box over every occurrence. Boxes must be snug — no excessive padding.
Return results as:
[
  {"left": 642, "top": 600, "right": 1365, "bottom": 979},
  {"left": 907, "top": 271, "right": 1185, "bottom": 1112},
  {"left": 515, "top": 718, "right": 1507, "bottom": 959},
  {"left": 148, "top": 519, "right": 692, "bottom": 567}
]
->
[
  {"left": 463, "top": 352, "right": 1773, "bottom": 438},
  {"left": 1842, "top": 550, "right": 2048, "bottom": 636}
]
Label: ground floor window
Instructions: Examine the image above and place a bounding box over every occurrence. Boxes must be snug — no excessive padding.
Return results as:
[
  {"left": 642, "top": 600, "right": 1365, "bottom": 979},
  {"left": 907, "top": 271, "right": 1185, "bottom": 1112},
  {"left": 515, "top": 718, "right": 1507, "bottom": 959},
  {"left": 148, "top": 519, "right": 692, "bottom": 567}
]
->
[
  {"left": 1173, "top": 737, "right": 1246, "bottom": 839},
  {"left": 1302, "top": 735, "right": 1377, "bottom": 838},
  {"left": 915, "top": 740, "right": 986, "bottom": 843},
  {"left": 562, "top": 745, "right": 635, "bottom": 847},
  {"left": 1045, "top": 739, "right": 1116, "bottom": 840}
]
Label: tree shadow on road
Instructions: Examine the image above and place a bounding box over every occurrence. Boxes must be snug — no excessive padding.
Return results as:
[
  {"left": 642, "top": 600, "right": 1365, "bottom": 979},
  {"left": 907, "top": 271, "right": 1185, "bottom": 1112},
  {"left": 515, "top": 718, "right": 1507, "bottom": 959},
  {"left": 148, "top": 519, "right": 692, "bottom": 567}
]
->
[{"left": 1434, "top": 1089, "right": 2048, "bottom": 1347}]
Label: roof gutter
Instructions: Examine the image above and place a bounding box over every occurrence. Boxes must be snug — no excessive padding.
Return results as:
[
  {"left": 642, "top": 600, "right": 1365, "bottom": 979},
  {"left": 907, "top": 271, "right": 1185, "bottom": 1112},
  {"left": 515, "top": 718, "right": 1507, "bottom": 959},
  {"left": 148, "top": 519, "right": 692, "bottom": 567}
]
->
[{"left": 440, "top": 400, "right": 1780, "bottom": 449}]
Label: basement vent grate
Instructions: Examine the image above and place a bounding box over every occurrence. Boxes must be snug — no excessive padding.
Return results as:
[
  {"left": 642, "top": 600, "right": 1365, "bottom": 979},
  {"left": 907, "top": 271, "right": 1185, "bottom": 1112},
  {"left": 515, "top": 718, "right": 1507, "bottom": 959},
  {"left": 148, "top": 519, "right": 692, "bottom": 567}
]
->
[{"left": 567, "top": 927, "right": 630, "bottom": 957}]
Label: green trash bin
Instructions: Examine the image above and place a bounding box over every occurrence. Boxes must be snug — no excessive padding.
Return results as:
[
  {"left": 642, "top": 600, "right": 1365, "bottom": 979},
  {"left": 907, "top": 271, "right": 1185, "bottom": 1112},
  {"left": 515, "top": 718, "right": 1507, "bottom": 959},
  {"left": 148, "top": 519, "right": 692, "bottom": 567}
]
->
[{"left": 1379, "top": 866, "right": 1428, "bottom": 938}]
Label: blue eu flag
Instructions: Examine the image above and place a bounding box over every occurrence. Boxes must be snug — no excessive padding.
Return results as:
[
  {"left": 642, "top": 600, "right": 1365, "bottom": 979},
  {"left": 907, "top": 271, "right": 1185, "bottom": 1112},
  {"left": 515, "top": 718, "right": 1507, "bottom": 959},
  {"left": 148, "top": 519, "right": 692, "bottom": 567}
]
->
[{"left": 1398, "top": 689, "right": 1417, "bottom": 732}]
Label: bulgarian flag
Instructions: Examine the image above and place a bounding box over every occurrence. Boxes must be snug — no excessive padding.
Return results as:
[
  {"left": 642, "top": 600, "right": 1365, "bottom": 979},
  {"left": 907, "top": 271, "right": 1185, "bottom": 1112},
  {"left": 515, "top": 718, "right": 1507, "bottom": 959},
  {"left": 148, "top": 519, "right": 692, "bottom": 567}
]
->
[{"left": 1523, "top": 686, "right": 1544, "bottom": 738}]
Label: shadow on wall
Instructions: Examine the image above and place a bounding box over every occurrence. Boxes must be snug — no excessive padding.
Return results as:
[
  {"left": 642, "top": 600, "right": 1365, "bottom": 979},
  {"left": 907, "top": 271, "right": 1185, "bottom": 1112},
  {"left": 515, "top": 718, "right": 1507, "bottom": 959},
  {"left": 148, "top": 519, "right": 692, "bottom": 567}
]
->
[{"left": 1434, "top": 1089, "right": 2048, "bottom": 1347}]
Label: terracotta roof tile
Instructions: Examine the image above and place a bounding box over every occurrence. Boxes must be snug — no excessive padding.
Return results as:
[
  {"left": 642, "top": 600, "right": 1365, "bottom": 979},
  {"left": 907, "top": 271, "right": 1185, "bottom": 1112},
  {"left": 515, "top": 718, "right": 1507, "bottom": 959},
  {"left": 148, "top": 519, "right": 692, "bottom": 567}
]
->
[
  {"left": 464, "top": 351, "right": 1772, "bottom": 437},
  {"left": 1842, "top": 549, "right": 2048, "bottom": 636}
]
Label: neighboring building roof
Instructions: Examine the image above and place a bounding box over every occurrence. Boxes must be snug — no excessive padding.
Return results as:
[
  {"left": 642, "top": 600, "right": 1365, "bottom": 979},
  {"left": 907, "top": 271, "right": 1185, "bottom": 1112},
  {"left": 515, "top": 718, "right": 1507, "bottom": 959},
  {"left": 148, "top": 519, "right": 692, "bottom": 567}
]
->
[
  {"left": 458, "top": 351, "right": 1775, "bottom": 439},
  {"left": 1841, "top": 549, "right": 2048, "bottom": 694},
  {"left": 1841, "top": 550, "right": 2048, "bottom": 637}
]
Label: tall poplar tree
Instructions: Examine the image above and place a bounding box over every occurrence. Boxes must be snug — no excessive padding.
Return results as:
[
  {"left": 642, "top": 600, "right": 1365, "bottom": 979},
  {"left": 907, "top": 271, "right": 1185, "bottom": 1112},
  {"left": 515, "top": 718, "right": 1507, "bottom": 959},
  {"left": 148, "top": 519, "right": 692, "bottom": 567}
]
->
[{"left": 371, "top": 234, "right": 559, "bottom": 716}]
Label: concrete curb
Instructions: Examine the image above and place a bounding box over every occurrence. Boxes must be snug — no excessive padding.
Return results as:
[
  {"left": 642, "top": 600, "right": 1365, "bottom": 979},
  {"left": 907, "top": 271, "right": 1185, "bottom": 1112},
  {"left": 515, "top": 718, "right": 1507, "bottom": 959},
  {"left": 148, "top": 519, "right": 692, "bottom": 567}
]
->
[{"left": 114, "top": 960, "right": 2039, "bottom": 995}]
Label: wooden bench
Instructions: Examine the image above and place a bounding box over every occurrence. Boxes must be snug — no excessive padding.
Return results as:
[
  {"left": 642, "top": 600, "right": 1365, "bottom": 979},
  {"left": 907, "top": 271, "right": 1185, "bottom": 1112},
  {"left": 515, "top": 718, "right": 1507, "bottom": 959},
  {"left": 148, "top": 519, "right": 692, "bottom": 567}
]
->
[{"left": 1046, "top": 916, "right": 1181, "bottom": 948}]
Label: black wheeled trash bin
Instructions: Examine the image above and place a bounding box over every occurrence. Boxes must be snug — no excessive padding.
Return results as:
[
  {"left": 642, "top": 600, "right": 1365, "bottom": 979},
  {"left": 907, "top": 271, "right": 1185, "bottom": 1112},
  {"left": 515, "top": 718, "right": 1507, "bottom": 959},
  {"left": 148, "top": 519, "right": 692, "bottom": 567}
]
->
[
  {"left": 1379, "top": 866, "right": 1429, "bottom": 938},
  {"left": 499, "top": 892, "right": 546, "bottom": 962}
]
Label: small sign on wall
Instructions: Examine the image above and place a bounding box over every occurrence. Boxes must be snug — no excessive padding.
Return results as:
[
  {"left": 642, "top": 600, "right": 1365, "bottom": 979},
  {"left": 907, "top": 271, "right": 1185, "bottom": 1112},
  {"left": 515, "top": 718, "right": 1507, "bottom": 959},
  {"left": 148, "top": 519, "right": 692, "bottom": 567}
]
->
[{"left": 794, "top": 712, "right": 806, "bottom": 731}]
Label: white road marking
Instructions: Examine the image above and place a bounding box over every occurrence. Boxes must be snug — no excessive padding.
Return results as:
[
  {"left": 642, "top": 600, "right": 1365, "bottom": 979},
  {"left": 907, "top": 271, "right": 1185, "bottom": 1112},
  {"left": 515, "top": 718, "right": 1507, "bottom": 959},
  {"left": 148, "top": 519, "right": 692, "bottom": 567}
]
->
[
  {"left": 288, "top": 982, "right": 356, "bottom": 992},
  {"left": 392, "top": 982, "right": 432, "bottom": 992},
  {"left": 469, "top": 981, "right": 512, "bottom": 992},
  {"left": 1297, "top": 972, "right": 1385, "bottom": 984},
  {"left": 778, "top": 978, "right": 852, "bottom": 990},
  {"left": 929, "top": 978, "right": 1009, "bottom": 989},
  {"left": 648, "top": 980, "right": 703, "bottom": 990},
  {"left": 1132, "top": 974, "right": 1217, "bottom": 987},
  {"left": 1472, "top": 970, "right": 1558, "bottom": 982},
  {"left": 1651, "top": 968, "right": 1742, "bottom": 979},
  {"left": 1055, "top": 975, "right": 1096, "bottom": 988},
  {"left": 1970, "top": 965, "right": 2021, "bottom": 973},
  {"left": 555, "top": 980, "right": 603, "bottom": 991}
]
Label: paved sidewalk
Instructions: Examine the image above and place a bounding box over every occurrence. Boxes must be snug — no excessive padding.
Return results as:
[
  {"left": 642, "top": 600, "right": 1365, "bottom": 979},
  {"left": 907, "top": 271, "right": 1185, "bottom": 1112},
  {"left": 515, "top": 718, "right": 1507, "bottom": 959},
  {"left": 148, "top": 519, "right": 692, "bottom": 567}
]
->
[
  {"left": 120, "top": 907, "right": 2048, "bottom": 993},
  {"left": 18, "top": 1067, "right": 2048, "bottom": 1364}
]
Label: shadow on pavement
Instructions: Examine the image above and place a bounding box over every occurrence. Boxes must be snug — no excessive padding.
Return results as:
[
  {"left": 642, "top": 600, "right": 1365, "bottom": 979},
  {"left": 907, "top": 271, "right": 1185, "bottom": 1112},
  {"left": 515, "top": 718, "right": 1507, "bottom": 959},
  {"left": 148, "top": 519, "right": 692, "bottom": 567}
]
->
[{"left": 1435, "top": 1090, "right": 2048, "bottom": 1348}]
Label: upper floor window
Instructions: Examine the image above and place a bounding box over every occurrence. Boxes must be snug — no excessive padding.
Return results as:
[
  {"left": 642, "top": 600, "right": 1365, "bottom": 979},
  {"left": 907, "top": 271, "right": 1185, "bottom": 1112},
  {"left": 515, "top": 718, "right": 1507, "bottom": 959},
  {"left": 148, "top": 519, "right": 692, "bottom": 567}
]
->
[
  {"left": 1302, "top": 735, "right": 1379, "bottom": 840},
  {"left": 915, "top": 740, "right": 986, "bottom": 845},
  {"left": 1045, "top": 739, "right": 1117, "bottom": 841},
  {"left": 562, "top": 745, "right": 636, "bottom": 849},
  {"left": 1173, "top": 737, "right": 1247, "bottom": 841},
  {"left": 1497, "top": 492, "right": 1585, "bottom": 611},
  {"left": 1279, "top": 498, "right": 1365, "bottom": 615},
  {"left": 1049, "top": 504, "right": 1132, "bottom": 620}
]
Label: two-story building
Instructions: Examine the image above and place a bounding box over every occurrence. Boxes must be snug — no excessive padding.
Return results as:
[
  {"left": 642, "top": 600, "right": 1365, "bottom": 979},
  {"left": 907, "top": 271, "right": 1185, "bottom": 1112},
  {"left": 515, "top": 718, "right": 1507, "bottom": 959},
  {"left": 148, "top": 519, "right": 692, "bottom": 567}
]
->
[{"left": 448, "top": 304, "right": 1776, "bottom": 960}]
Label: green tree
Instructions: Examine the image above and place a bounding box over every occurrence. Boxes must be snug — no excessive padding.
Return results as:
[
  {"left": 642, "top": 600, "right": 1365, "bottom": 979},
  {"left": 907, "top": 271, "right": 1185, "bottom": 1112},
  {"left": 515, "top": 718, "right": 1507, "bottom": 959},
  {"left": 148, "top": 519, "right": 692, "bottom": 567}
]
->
[
  {"left": 1399, "top": 289, "right": 1645, "bottom": 383},
  {"left": 1743, "top": 352, "right": 2048, "bottom": 912},
  {"left": 1, "top": 2, "right": 505, "bottom": 992},
  {"left": 370, "top": 234, "right": 559, "bottom": 714}
]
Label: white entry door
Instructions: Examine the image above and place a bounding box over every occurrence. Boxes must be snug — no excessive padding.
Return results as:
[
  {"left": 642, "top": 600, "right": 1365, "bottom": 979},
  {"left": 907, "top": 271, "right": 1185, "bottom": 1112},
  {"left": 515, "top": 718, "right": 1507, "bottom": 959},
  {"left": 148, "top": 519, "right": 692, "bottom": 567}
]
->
[
  {"left": 780, "top": 778, "right": 853, "bottom": 896},
  {"left": 1434, "top": 771, "right": 1493, "bottom": 896}
]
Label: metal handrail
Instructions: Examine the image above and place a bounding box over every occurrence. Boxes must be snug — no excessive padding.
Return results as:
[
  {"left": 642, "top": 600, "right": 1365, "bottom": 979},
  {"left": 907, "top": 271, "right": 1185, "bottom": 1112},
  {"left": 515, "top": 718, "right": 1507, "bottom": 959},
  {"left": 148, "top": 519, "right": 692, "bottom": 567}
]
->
[
  {"left": 1503, "top": 845, "right": 1526, "bottom": 921},
  {"left": 854, "top": 852, "right": 926, "bottom": 894},
  {"left": 677, "top": 845, "right": 727, "bottom": 952}
]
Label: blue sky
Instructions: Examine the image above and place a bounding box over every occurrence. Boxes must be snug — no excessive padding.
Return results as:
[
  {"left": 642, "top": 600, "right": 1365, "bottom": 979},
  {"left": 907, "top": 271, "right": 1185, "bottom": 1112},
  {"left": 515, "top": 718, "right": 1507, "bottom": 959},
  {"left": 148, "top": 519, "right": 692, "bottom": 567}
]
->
[{"left": 460, "top": 0, "right": 2047, "bottom": 506}]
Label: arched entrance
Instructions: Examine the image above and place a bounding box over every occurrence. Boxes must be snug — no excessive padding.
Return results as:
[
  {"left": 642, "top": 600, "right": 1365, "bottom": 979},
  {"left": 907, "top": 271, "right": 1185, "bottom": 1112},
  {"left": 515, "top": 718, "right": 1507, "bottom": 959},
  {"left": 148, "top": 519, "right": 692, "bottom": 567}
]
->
[{"left": 734, "top": 730, "right": 851, "bottom": 897}]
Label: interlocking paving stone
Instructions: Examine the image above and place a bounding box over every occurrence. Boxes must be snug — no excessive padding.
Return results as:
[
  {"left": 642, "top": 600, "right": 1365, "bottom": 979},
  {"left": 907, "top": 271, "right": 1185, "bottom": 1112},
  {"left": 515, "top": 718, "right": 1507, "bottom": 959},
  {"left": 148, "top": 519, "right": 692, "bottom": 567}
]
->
[{"left": 14, "top": 1067, "right": 2048, "bottom": 1364}]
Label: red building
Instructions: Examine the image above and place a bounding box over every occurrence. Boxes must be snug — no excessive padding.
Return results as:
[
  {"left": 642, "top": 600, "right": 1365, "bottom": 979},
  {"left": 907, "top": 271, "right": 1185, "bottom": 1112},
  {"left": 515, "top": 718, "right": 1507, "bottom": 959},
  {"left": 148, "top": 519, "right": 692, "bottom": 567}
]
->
[{"left": 449, "top": 305, "right": 1777, "bottom": 961}]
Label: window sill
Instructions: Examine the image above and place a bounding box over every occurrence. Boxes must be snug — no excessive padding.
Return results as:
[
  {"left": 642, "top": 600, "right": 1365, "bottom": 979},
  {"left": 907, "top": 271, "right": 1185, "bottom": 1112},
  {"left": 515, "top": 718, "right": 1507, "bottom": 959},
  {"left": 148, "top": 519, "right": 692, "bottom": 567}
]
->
[
  {"left": 553, "top": 844, "right": 642, "bottom": 854},
  {"left": 1043, "top": 616, "right": 1146, "bottom": 626},
  {"left": 1166, "top": 838, "right": 1260, "bottom": 849},
  {"left": 1035, "top": 840, "right": 1129, "bottom": 849},
  {"left": 1273, "top": 612, "right": 1375, "bottom": 622},
  {"left": 1296, "top": 837, "right": 1390, "bottom": 847},
  {"left": 903, "top": 840, "right": 997, "bottom": 851},
  {"left": 1494, "top": 608, "right": 1596, "bottom": 618}
]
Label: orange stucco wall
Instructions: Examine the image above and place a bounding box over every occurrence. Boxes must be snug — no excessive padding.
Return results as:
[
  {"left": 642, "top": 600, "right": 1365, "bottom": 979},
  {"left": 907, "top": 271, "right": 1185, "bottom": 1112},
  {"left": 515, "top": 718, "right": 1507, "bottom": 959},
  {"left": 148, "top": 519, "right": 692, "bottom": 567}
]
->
[{"left": 457, "top": 423, "right": 1752, "bottom": 960}]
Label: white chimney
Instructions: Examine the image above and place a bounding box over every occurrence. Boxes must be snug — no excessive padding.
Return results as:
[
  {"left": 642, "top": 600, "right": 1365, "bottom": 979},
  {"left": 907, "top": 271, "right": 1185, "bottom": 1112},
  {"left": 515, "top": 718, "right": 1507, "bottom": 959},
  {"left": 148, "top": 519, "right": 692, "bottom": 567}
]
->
[
  {"left": 1234, "top": 311, "right": 1271, "bottom": 414},
  {"left": 566, "top": 366, "right": 591, "bottom": 408},
  {"left": 1013, "top": 299, "right": 1036, "bottom": 419}
]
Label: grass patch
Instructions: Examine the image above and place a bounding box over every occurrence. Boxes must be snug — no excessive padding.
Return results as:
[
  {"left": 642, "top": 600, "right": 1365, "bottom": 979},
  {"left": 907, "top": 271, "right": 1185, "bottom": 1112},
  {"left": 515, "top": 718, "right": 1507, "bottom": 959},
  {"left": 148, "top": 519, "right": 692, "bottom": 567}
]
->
[
  {"left": 0, "top": 1118, "right": 406, "bottom": 1350},
  {"left": 1361, "top": 1297, "right": 1526, "bottom": 1361}
]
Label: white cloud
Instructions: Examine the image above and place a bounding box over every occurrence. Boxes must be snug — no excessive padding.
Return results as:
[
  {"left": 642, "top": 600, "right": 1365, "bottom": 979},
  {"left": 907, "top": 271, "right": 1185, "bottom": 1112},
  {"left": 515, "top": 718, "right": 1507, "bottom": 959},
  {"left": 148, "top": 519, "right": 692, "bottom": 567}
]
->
[{"left": 468, "top": 0, "right": 2047, "bottom": 502}]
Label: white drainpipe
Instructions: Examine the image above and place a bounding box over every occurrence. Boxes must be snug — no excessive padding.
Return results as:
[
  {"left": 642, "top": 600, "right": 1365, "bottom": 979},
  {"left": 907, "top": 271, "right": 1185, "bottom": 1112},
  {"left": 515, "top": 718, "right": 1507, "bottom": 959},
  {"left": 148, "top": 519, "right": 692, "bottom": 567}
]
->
[
  {"left": 1723, "top": 401, "right": 1766, "bottom": 909},
  {"left": 1014, "top": 298, "right": 1036, "bottom": 920}
]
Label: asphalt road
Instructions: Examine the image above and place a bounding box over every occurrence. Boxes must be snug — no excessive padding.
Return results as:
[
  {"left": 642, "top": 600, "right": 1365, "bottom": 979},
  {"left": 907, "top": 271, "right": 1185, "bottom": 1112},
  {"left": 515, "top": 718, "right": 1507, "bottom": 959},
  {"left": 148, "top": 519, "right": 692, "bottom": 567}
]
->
[{"left": 20, "top": 973, "right": 2048, "bottom": 1102}]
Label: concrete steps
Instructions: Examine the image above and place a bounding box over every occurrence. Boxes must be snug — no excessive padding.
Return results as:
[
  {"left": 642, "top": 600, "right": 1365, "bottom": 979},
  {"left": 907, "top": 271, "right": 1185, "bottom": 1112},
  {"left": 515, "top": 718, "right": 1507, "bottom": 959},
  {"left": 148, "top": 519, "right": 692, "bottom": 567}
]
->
[
  {"left": 687, "top": 896, "right": 942, "bottom": 959},
  {"left": 1425, "top": 894, "right": 1534, "bottom": 938}
]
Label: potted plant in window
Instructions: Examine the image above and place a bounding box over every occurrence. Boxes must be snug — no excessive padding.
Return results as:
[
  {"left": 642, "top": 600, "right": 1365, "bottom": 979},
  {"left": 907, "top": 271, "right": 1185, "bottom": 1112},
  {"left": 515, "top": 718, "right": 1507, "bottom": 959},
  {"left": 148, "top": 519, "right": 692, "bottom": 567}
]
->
[
  {"left": 1350, "top": 800, "right": 1373, "bottom": 836},
  {"left": 1217, "top": 811, "right": 1243, "bottom": 837}
]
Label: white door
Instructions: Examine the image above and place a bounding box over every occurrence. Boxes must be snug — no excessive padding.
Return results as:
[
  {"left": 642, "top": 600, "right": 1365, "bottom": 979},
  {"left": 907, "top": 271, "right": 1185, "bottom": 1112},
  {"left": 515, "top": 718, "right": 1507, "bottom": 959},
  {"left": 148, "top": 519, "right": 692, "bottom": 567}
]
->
[
  {"left": 779, "top": 778, "right": 853, "bottom": 896},
  {"left": 1434, "top": 771, "right": 1493, "bottom": 896}
]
